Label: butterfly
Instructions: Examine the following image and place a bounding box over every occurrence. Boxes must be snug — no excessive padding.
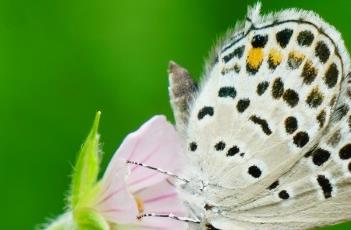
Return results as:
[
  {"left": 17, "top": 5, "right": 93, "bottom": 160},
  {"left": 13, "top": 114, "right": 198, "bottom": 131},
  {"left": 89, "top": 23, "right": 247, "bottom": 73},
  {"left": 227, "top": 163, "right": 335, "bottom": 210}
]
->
[{"left": 167, "top": 3, "right": 351, "bottom": 229}]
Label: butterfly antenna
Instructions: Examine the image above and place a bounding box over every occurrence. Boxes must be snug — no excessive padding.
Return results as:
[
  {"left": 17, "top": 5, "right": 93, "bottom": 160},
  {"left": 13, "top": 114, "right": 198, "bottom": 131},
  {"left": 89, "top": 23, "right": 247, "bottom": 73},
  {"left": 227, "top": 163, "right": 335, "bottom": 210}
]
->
[
  {"left": 138, "top": 213, "right": 200, "bottom": 224},
  {"left": 125, "top": 160, "right": 190, "bottom": 183}
]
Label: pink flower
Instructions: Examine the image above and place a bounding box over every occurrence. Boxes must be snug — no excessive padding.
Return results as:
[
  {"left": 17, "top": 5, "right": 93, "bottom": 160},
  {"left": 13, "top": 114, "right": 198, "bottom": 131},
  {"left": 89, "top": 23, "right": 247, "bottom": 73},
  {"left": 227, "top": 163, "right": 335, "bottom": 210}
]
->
[{"left": 94, "top": 115, "right": 188, "bottom": 229}]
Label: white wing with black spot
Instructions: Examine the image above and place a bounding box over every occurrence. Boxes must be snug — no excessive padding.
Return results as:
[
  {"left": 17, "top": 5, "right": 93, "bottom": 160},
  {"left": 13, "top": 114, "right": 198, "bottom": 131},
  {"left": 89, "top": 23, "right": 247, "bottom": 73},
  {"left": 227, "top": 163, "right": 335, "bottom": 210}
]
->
[{"left": 169, "top": 3, "right": 351, "bottom": 229}]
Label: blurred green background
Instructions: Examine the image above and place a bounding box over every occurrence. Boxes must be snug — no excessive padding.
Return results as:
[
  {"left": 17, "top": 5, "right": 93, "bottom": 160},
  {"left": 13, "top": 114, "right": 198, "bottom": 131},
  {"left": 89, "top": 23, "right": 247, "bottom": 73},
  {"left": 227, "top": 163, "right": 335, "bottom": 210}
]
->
[{"left": 1, "top": 0, "right": 350, "bottom": 229}]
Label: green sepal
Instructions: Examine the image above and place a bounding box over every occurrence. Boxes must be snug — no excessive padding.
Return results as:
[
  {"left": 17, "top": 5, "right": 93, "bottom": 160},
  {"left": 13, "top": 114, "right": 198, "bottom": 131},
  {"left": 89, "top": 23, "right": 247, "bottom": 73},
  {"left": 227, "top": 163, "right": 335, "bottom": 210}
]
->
[
  {"left": 70, "top": 111, "right": 101, "bottom": 209},
  {"left": 43, "top": 212, "right": 76, "bottom": 230},
  {"left": 74, "top": 208, "right": 109, "bottom": 230}
]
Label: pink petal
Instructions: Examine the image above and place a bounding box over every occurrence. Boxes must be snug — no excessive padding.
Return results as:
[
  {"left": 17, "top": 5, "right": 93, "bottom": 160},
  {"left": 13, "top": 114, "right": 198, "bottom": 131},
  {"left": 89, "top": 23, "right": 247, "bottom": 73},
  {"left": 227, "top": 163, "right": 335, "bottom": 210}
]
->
[
  {"left": 135, "top": 180, "right": 185, "bottom": 214},
  {"left": 96, "top": 115, "right": 186, "bottom": 228},
  {"left": 95, "top": 158, "right": 138, "bottom": 224},
  {"left": 113, "top": 115, "right": 185, "bottom": 192},
  {"left": 134, "top": 180, "right": 188, "bottom": 229}
]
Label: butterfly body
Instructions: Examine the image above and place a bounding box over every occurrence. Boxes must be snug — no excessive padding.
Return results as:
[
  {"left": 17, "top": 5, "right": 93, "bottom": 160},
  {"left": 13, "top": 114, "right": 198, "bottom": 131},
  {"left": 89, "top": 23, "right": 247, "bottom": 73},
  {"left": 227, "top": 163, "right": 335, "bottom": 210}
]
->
[{"left": 169, "top": 3, "right": 351, "bottom": 229}]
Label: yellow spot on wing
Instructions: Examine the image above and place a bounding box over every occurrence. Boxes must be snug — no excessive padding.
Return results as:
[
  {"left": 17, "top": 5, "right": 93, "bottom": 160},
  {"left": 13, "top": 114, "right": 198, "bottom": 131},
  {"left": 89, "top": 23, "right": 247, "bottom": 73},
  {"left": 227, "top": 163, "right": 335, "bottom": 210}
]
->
[
  {"left": 247, "top": 48, "right": 264, "bottom": 70},
  {"left": 289, "top": 51, "right": 305, "bottom": 61},
  {"left": 288, "top": 51, "right": 305, "bottom": 69},
  {"left": 268, "top": 48, "right": 283, "bottom": 67}
]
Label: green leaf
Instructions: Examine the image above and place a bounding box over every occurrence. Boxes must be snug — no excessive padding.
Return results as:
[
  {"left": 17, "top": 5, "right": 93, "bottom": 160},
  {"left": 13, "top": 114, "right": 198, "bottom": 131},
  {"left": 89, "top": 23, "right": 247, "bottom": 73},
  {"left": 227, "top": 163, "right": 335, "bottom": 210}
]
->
[{"left": 70, "top": 111, "right": 101, "bottom": 209}]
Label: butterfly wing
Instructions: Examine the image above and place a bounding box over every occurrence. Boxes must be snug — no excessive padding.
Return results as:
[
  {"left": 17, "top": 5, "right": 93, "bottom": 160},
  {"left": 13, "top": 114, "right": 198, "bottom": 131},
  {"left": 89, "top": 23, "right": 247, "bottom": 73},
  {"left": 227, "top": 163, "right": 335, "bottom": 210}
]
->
[
  {"left": 210, "top": 110, "right": 351, "bottom": 230},
  {"left": 170, "top": 3, "right": 351, "bottom": 229}
]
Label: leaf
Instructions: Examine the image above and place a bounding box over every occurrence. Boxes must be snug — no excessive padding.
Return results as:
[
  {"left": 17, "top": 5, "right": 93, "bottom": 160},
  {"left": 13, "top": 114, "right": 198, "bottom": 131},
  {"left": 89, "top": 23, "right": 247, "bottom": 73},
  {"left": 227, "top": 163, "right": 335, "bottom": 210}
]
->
[{"left": 70, "top": 111, "right": 101, "bottom": 209}]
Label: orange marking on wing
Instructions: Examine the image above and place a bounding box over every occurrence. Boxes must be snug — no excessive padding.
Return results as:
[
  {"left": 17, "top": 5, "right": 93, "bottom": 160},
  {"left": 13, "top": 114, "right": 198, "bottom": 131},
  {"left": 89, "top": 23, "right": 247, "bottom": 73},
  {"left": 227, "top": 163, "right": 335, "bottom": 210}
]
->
[
  {"left": 268, "top": 48, "right": 283, "bottom": 67},
  {"left": 247, "top": 48, "right": 264, "bottom": 70}
]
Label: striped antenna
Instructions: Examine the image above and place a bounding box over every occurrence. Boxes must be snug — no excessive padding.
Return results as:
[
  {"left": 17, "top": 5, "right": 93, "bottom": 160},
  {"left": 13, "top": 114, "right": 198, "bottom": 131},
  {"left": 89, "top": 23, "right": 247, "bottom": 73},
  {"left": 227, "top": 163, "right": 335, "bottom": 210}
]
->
[
  {"left": 138, "top": 213, "right": 200, "bottom": 224},
  {"left": 125, "top": 160, "right": 190, "bottom": 183}
]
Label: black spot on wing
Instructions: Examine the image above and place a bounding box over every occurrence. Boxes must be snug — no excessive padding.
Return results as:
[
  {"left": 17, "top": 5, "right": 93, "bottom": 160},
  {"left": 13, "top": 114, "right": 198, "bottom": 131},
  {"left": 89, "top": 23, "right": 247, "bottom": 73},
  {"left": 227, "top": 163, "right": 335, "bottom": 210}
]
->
[
  {"left": 227, "top": 145, "right": 240, "bottom": 157},
  {"left": 327, "top": 130, "right": 341, "bottom": 147},
  {"left": 257, "top": 81, "right": 269, "bottom": 96},
  {"left": 268, "top": 180, "right": 279, "bottom": 190},
  {"left": 297, "top": 30, "right": 314, "bottom": 47},
  {"left": 315, "top": 41, "right": 330, "bottom": 63},
  {"left": 234, "top": 46, "right": 245, "bottom": 58},
  {"left": 301, "top": 60, "right": 318, "bottom": 85},
  {"left": 312, "top": 148, "right": 331, "bottom": 166},
  {"left": 204, "top": 203, "right": 214, "bottom": 211},
  {"left": 283, "top": 89, "right": 299, "bottom": 107},
  {"left": 317, "top": 175, "right": 332, "bottom": 199},
  {"left": 248, "top": 165, "right": 262, "bottom": 178},
  {"left": 272, "top": 78, "right": 284, "bottom": 99},
  {"left": 223, "top": 45, "right": 245, "bottom": 63},
  {"left": 339, "top": 144, "right": 351, "bottom": 160},
  {"left": 324, "top": 63, "right": 339, "bottom": 88},
  {"left": 215, "top": 141, "right": 226, "bottom": 151},
  {"left": 234, "top": 64, "right": 241, "bottom": 73},
  {"left": 223, "top": 54, "right": 233, "bottom": 63},
  {"left": 306, "top": 88, "right": 324, "bottom": 108},
  {"left": 249, "top": 115, "right": 272, "bottom": 135},
  {"left": 198, "top": 106, "right": 214, "bottom": 120},
  {"left": 189, "top": 142, "right": 197, "bottom": 151},
  {"left": 276, "top": 28, "right": 293, "bottom": 48},
  {"left": 317, "top": 110, "right": 326, "bottom": 128},
  {"left": 285, "top": 116, "right": 298, "bottom": 134},
  {"left": 237, "top": 99, "right": 250, "bottom": 112},
  {"left": 251, "top": 34, "right": 268, "bottom": 48},
  {"left": 293, "top": 131, "right": 309, "bottom": 148},
  {"left": 278, "top": 190, "right": 290, "bottom": 200},
  {"left": 218, "top": 87, "right": 237, "bottom": 99}
]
